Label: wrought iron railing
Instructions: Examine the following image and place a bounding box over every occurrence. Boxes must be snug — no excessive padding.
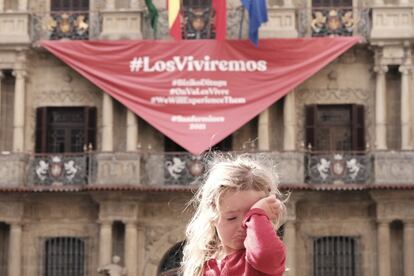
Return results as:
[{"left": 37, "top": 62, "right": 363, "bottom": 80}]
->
[
  {"left": 140, "top": 152, "right": 205, "bottom": 186},
  {"left": 27, "top": 152, "right": 92, "bottom": 186},
  {"left": 31, "top": 11, "right": 101, "bottom": 41},
  {"left": 305, "top": 151, "right": 372, "bottom": 184},
  {"left": 297, "top": 7, "right": 371, "bottom": 39}
]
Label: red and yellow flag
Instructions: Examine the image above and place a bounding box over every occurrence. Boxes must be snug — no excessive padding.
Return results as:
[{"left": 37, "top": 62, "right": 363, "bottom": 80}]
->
[
  {"left": 168, "top": 0, "right": 181, "bottom": 40},
  {"left": 168, "top": 0, "right": 227, "bottom": 40}
]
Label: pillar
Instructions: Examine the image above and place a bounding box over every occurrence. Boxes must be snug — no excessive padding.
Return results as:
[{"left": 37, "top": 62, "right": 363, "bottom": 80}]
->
[
  {"left": 137, "top": 223, "right": 145, "bottom": 276},
  {"left": 8, "top": 222, "right": 22, "bottom": 276},
  {"left": 98, "top": 220, "right": 113, "bottom": 266},
  {"left": 12, "top": 69, "right": 26, "bottom": 152},
  {"left": 374, "top": 65, "right": 388, "bottom": 150},
  {"left": 105, "top": 0, "right": 115, "bottom": 10},
  {"left": 0, "top": 0, "right": 4, "bottom": 12},
  {"left": 283, "top": 221, "right": 296, "bottom": 276},
  {"left": 0, "top": 71, "right": 3, "bottom": 120},
  {"left": 130, "top": 0, "right": 140, "bottom": 9},
  {"left": 124, "top": 221, "right": 138, "bottom": 276},
  {"left": 102, "top": 93, "right": 114, "bottom": 151},
  {"left": 283, "top": 91, "right": 296, "bottom": 151},
  {"left": 18, "top": 0, "right": 27, "bottom": 11},
  {"left": 403, "top": 220, "right": 414, "bottom": 276},
  {"left": 400, "top": 64, "right": 412, "bottom": 150},
  {"left": 126, "top": 110, "right": 138, "bottom": 151},
  {"left": 258, "top": 109, "right": 270, "bottom": 150},
  {"left": 378, "top": 220, "right": 391, "bottom": 276}
]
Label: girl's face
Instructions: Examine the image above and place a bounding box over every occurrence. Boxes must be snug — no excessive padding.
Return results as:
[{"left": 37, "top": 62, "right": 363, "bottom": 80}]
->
[{"left": 214, "top": 189, "right": 265, "bottom": 255}]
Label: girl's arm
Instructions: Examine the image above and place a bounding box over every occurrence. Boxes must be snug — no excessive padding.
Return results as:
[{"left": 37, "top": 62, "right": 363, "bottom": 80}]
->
[{"left": 243, "top": 208, "right": 286, "bottom": 275}]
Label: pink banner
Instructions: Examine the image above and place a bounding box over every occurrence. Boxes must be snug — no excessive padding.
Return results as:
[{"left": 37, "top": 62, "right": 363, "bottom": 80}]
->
[{"left": 42, "top": 37, "right": 360, "bottom": 154}]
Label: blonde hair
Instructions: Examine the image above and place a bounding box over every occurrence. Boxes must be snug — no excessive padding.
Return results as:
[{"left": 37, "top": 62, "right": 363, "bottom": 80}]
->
[{"left": 181, "top": 153, "right": 286, "bottom": 276}]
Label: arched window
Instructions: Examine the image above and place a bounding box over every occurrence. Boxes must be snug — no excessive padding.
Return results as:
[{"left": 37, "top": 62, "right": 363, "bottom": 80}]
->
[{"left": 158, "top": 241, "right": 185, "bottom": 276}]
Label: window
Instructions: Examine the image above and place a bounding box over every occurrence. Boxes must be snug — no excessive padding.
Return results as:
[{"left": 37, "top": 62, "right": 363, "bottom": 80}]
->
[
  {"left": 43, "top": 237, "right": 86, "bottom": 276},
  {"left": 313, "top": 236, "right": 357, "bottom": 276},
  {"left": 35, "top": 107, "right": 96, "bottom": 153},
  {"left": 51, "top": 0, "right": 89, "bottom": 11},
  {"left": 112, "top": 221, "right": 125, "bottom": 264},
  {"left": 158, "top": 241, "right": 185, "bottom": 276},
  {"left": 182, "top": 0, "right": 216, "bottom": 39},
  {"left": 305, "top": 104, "right": 364, "bottom": 151},
  {"left": 312, "top": 0, "right": 352, "bottom": 7},
  {"left": 0, "top": 223, "right": 9, "bottom": 276},
  {"left": 0, "top": 71, "right": 14, "bottom": 152}
]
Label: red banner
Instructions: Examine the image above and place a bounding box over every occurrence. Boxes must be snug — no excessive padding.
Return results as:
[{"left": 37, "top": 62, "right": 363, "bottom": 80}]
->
[{"left": 42, "top": 37, "right": 360, "bottom": 154}]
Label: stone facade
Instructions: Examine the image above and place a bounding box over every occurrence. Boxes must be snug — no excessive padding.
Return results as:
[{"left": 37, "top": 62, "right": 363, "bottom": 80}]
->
[{"left": 0, "top": 0, "right": 414, "bottom": 276}]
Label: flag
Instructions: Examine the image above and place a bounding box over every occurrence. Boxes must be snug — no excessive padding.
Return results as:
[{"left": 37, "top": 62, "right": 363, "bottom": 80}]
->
[
  {"left": 213, "top": 0, "right": 226, "bottom": 40},
  {"left": 168, "top": 0, "right": 181, "bottom": 40},
  {"left": 168, "top": 0, "right": 227, "bottom": 40},
  {"left": 145, "top": 0, "right": 159, "bottom": 32},
  {"left": 241, "top": 0, "right": 268, "bottom": 46}
]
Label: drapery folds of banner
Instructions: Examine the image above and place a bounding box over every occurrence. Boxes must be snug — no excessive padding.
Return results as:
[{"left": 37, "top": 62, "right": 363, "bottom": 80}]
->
[
  {"left": 42, "top": 37, "right": 361, "bottom": 155},
  {"left": 168, "top": 0, "right": 227, "bottom": 40},
  {"left": 241, "top": 0, "right": 268, "bottom": 46}
]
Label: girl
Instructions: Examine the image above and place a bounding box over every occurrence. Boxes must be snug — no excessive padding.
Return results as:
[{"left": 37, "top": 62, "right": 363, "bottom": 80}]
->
[{"left": 182, "top": 154, "right": 286, "bottom": 276}]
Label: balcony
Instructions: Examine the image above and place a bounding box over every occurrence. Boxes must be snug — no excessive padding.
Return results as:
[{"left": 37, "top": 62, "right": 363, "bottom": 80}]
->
[
  {"left": 31, "top": 11, "right": 100, "bottom": 41},
  {"left": 0, "top": 11, "right": 31, "bottom": 44},
  {"left": 305, "top": 151, "right": 372, "bottom": 184},
  {"left": 1, "top": 150, "right": 414, "bottom": 188},
  {"left": 297, "top": 7, "right": 371, "bottom": 39}
]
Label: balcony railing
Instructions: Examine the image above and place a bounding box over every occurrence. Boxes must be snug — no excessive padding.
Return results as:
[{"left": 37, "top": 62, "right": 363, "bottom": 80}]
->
[
  {"left": 31, "top": 11, "right": 101, "bottom": 41},
  {"left": 27, "top": 153, "right": 92, "bottom": 186},
  {"left": 5, "top": 150, "right": 413, "bottom": 188},
  {"left": 297, "top": 7, "right": 371, "bottom": 38},
  {"left": 305, "top": 151, "right": 372, "bottom": 184}
]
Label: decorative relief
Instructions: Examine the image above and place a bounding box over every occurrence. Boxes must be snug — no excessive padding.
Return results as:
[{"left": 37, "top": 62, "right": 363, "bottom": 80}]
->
[
  {"left": 295, "top": 88, "right": 374, "bottom": 150},
  {"left": 33, "top": 88, "right": 100, "bottom": 106},
  {"left": 144, "top": 224, "right": 185, "bottom": 270},
  {"left": 374, "top": 152, "right": 414, "bottom": 184}
]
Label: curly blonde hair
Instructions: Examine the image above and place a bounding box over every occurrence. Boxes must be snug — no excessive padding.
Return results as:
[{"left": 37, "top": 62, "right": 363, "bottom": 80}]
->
[{"left": 181, "top": 153, "right": 286, "bottom": 276}]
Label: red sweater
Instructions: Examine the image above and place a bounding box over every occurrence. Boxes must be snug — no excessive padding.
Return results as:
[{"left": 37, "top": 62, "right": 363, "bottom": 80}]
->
[{"left": 203, "top": 208, "right": 286, "bottom": 276}]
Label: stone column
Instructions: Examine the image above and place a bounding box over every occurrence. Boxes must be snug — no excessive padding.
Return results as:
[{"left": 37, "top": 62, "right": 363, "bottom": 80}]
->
[
  {"left": 283, "top": 91, "right": 296, "bottom": 151},
  {"left": 17, "top": 0, "right": 27, "bottom": 11},
  {"left": 374, "top": 65, "right": 388, "bottom": 150},
  {"left": 399, "top": 65, "right": 412, "bottom": 150},
  {"left": 12, "top": 69, "right": 26, "bottom": 152},
  {"left": 124, "top": 221, "right": 138, "bottom": 276},
  {"left": 106, "top": 0, "right": 115, "bottom": 10},
  {"left": 102, "top": 93, "right": 114, "bottom": 151},
  {"left": 258, "top": 109, "right": 270, "bottom": 150},
  {"left": 137, "top": 223, "right": 145, "bottom": 276},
  {"left": 378, "top": 220, "right": 391, "bottom": 276},
  {"left": 0, "top": 71, "right": 3, "bottom": 119},
  {"left": 98, "top": 220, "right": 113, "bottom": 266},
  {"left": 126, "top": 110, "right": 138, "bottom": 151},
  {"left": 283, "top": 221, "right": 296, "bottom": 276},
  {"left": 8, "top": 222, "right": 22, "bottom": 276},
  {"left": 403, "top": 220, "right": 414, "bottom": 276},
  {"left": 0, "top": 0, "right": 4, "bottom": 12},
  {"left": 130, "top": 0, "right": 140, "bottom": 9}
]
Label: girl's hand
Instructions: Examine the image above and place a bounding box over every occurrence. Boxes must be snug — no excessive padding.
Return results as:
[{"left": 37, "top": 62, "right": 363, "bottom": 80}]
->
[{"left": 250, "top": 195, "right": 283, "bottom": 220}]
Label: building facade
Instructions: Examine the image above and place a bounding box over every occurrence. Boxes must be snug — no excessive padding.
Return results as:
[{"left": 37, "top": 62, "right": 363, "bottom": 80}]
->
[{"left": 0, "top": 0, "right": 414, "bottom": 276}]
